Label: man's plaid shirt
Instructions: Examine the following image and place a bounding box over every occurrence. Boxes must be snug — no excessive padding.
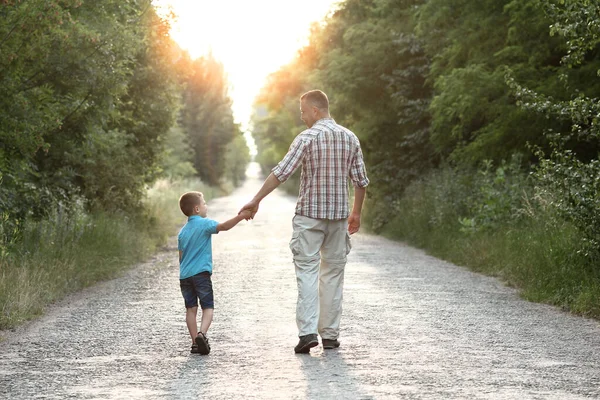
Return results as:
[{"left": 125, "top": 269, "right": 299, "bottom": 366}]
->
[{"left": 272, "top": 118, "right": 369, "bottom": 220}]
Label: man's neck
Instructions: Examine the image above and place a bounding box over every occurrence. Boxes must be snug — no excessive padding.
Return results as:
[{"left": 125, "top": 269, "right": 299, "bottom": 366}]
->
[{"left": 314, "top": 114, "right": 331, "bottom": 124}]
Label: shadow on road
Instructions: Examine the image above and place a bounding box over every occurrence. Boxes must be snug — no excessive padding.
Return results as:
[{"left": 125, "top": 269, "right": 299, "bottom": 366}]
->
[{"left": 298, "top": 349, "right": 374, "bottom": 400}]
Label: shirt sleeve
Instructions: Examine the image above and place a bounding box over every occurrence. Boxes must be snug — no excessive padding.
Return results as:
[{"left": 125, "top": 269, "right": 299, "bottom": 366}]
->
[
  {"left": 271, "top": 135, "right": 306, "bottom": 183},
  {"left": 349, "top": 146, "right": 370, "bottom": 188},
  {"left": 177, "top": 231, "right": 184, "bottom": 251},
  {"left": 206, "top": 219, "right": 219, "bottom": 235}
]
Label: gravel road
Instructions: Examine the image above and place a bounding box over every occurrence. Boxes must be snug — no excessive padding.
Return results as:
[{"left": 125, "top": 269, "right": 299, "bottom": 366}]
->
[{"left": 1, "top": 163, "right": 599, "bottom": 399}]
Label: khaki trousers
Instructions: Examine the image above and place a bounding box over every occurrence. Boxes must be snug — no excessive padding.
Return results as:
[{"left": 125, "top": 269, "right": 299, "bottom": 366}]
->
[{"left": 289, "top": 215, "right": 352, "bottom": 339}]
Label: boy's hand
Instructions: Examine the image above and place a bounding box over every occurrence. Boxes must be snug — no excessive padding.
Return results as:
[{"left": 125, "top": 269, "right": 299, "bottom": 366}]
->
[
  {"left": 239, "top": 200, "right": 259, "bottom": 219},
  {"left": 239, "top": 209, "right": 253, "bottom": 220}
]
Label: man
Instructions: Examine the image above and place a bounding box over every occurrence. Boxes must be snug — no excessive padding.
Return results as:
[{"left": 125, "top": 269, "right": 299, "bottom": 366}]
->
[{"left": 240, "top": 90, "right": 369, "bottom": 353}]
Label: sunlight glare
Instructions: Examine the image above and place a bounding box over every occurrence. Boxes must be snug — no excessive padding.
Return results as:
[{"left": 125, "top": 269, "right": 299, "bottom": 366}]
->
[{"left": 154, "top": 0, "right": 339, "bottom": 139}]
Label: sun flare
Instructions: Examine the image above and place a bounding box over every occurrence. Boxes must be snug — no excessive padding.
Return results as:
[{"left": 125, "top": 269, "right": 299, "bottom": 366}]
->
[{"left": 154, "top": 0, "right": 339, "bottom": 133}]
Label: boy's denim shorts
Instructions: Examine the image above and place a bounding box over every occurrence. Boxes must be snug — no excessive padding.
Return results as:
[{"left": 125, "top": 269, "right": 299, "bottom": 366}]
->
[{"left": 180, "top": 272, "right": 214, "bottom": 309}]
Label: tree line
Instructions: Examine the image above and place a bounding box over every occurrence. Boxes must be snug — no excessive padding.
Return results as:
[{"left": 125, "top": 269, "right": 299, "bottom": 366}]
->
[
  {"left": 0, "top": 0, "right": 249, "bottom": 244},
  {"left": 252, "top": 0, "right": 599, "bottom": 250}
]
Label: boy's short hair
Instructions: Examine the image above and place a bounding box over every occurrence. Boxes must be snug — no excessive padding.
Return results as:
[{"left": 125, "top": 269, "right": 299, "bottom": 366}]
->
[
  {"left": 179, "top": 191, "right": 203, "bottom": 216},
  {"left": 300, "top": 90, "right": 329, "bottom": 110}
]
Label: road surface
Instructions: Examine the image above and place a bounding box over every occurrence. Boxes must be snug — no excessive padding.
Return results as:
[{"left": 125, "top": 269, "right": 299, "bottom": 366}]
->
[{"left": 1, "top": 163, "right": 599, "bottom": 399}]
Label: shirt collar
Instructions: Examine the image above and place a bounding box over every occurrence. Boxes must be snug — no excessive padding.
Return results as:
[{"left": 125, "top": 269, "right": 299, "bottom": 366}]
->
[
  {"left": 188, "top": 215, "right": 201, "bottom": 221},
  {"left": 314, "top": 117, "right": 335, "bottom": 126}
]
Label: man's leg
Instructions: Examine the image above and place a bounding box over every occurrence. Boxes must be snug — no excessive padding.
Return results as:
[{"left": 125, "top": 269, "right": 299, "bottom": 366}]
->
[
  {"left": 291, "top": 216, "right": 325, "bottom": 337},
  {"left": 319, "top": 220, "right": 350, "bottom": 341},
  {"left": 295, "top": 256, "right": 320, "bottom": 336}
]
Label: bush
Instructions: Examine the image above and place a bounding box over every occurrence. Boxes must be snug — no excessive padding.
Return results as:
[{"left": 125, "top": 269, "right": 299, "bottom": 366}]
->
[
  {"left": 379, "top": 160, "right": 600, "bottom": 317},
  {"left": 0, "top": 177, "right": 216, "bottom": 330}
]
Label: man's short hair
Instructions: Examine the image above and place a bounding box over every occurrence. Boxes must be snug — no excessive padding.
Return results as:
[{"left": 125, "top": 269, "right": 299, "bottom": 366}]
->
[
  {"left": 300, "top": 90, "right": 329, "bottom": 110},
  {"left": 179, "top": 191, "right": 203, "bottom": 216}
]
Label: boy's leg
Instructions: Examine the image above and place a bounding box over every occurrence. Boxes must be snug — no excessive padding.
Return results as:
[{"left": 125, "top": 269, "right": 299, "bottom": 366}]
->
[
  {"left": 318, "top": 219, "right": 350, "bottom": 341},
  {"left": 192, "top": 272, "right": 214, "bottom": 355},
  {"left": 194, "top": 272, "right": 214, "bottom": 334},
  {"left": 199, "top": 308, "right": 214, "bottom": 334},
  {"left": 185, "top": 306, "right": 199, "bottom": 343},
  {"left": 181, "top": 277, "right": 200, "bottom": 345}
]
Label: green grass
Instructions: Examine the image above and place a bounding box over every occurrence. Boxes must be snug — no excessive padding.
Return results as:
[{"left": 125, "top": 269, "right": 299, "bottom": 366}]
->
[
  {"left": 0, "top": 178, "right": 221, "bottom": 331},
  {"left": 377, "top": 173, "right": 600, "bottom": 319}
]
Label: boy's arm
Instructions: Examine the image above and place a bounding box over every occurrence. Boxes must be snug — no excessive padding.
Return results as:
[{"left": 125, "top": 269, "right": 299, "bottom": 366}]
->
[
  {"left": 216, "top": 211, "right": 251, "bottom": 232},
  {"left": 179, "top": 250, "right": 182, "bottom": 262}
]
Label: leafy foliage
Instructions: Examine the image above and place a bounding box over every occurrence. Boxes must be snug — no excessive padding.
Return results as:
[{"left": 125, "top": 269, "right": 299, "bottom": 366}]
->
[
  {"left": 0, "top": 0, "right": 181, "bottom": 219},
  {"left": 534, "top": 146, "right": 600, "bottom": 258},
  {"left": 180, "top": 55, "right": 242, "bottom": 187},
  {"left": 1, "top": 1, "right": 248, "bottom": 243},
  {"left": 252, "top": 0, "right": 433, "bottom": 227},
  {"left": 506, "top": 0, "right": 600, "bottom": 259}
]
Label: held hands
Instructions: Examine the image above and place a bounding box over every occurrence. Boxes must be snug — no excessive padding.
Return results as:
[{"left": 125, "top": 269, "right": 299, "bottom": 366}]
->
[
  {"left": 348, "top": 212, "right": 361, "bottom": 235},
  {"left": 239, "top": 209, "right": 253, "bottom": 221},
  {"left": 239, "top": 200, "right": 259, "bottom": 220}
]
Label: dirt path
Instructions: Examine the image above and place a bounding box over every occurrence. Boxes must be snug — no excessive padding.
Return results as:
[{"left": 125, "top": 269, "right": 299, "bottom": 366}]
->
[{"left": 1, "top": 163, "right": 599, "bottom": 399}]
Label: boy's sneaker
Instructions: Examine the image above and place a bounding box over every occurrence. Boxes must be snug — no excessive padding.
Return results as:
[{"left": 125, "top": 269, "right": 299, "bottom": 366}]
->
[
  {"left": 294, "top": 334, "right": 318, "bottom": 354},
  {"left": 195, "top": 332, "right": 211, "bottom": 355},
  {"left": 322, "top": 338, "right": 340, "bottom": 349}
]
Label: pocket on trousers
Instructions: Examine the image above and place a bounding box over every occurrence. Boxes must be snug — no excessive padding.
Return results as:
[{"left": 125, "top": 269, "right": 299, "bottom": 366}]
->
[
  {"left": 289, "top": 231, "right": 301, "bottom": 256},
  {"left": 345, "top": 231, "right": 352, "bottom": 255}
]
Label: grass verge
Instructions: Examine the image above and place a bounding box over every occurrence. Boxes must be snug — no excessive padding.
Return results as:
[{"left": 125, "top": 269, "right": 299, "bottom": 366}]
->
[
  {"left": 376, "top": 170, "right": 600, "bottom": 319},
  {"left": 0, "top": 178, "right": 221, "bottom": 330}
]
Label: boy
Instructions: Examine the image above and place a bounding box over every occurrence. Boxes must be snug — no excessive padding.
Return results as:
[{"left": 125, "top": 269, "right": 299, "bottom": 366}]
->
[{"left": 178, "top": 191, "right": 251, "bottom": 355}]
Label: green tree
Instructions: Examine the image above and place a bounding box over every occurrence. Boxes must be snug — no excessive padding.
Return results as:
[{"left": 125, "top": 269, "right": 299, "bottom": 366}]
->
[
  {"left": 0, "top": 0, "right": 183, "bottom": 221},
  {"left": 508, "top": 0, "right": 600, "bottom": 259},
  {"left": 252, "top": 0, "right": 433, "bottom": 227},
  {"left": 416, "top": 0, "right": 578, "bottom": 164},
  {"left": 180, "top": 55, "right": 241, "bottom": 186}
]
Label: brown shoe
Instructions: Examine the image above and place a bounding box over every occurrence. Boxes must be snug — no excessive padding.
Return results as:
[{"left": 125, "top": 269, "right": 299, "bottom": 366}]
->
[
  {"left": 322, "top": 338, "right": 340, "bottom": 349},
  {"left": 195, "top": 332, "right": 211, "bottom": 355},
  {"left": 190, "top": 344, "right": 201, "bottom": 354},
  {"left": 294, "top": 334, "right": 318, "bottom": 353}
]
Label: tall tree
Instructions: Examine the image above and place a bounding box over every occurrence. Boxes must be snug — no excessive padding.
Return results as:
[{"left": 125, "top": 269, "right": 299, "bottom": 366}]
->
[
  {"left": 0, "top": 0, "right": 183, "bottom": 219},
  {"left": 508, "top": 0, "right": 600, "bottom": 257},
  {"left": 181, "top": 55, "right": 240, "bottom": 186},
  {"left": 252, "top": 0, "right": 433, "bottom": 227},
  {"left": 415, "top": 0, "right": 594, "bottom": 164}
]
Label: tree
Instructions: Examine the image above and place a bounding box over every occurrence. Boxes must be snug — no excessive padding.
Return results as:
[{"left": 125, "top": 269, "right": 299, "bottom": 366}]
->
[
  {"left": 508, "top": 0, "right": 600, "bottom": 258},
  {"left": 180, "top": 55, "right": 240, "bottom": 186},
  {"left": 0, "top": 1, "right": 183, "bottom": 220},
  {"left": 416, "top": 0, "right": 576, "bottom": 164}
]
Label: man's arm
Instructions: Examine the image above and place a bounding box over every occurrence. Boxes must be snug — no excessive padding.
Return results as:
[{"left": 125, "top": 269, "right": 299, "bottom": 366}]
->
[
  {"left": 348, "top": 186, "right": 366, "bottom": 234},
  {"left": 239, "top": 172, "right": 282, "bottom": 218},
  {"left": 240, "top": 135, "right": 305, "bottom": 218}
]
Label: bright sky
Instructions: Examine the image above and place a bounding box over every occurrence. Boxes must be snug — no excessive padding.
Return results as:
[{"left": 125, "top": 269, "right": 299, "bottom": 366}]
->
[{"left": 154, "top": 0, "right": 340, "bottom": 134}]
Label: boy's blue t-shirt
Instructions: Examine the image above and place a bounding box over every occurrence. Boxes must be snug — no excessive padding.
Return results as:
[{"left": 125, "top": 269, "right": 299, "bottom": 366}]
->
[{"left": 178, "top": 215, "right": 219, "bottom": 279}]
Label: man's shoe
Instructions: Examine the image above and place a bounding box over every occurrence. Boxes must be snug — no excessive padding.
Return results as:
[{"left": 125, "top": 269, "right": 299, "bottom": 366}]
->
[
  {"left": 195, "top": 332, "right": 211, "bottom": 355},
  {"left": 322, "top": 338, "right": 340, "bottom": 349},
  {"left": 294, "top": 334, "right": 318, "bottom": 354}
]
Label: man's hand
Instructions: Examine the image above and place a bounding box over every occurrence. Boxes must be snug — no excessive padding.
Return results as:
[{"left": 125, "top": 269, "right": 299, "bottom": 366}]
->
[
  {"left": 239, "top": 209, "right": 253, "bottom": 221},
  {"left": 348, "top": 212, "right": 361, "bottom": 235},
  {"left": 239, "top": 200, "right": 259, "bottom": 219}
]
